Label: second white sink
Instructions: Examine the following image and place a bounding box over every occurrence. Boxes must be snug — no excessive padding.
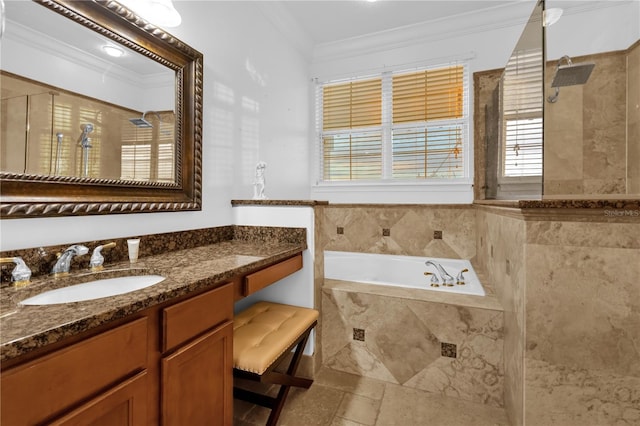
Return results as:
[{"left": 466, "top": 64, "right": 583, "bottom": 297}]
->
[{"left": 20, "top": 275, "right": 166, "bottom": 306}]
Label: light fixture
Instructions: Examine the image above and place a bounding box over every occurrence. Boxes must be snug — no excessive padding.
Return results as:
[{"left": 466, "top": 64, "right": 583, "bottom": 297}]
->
[
  {"left": 102, "top": 45, "right": 125, "bottom": 58},
  {"left": 543, "top": 8, "right": 563, "bottom": 27},
  {"left": 118, "top": 0, "right": 182, "bottom": 28}
]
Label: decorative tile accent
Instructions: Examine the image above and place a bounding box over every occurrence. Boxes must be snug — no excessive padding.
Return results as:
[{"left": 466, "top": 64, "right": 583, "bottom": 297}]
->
[
  {"left": 337, "top": 227, "right": 344, "bottom": 235},
  {"left": 441, "top": 342, "right": 457, "bottom": 358},
  {"left": 434, "top": 230, "right": 443, "bottom": 240},
  {"left": 353, "top": 328, "right": 365, "bottom": 342},
  {"left": 322, "top": 205, "right": 476, "bottom": 259}
]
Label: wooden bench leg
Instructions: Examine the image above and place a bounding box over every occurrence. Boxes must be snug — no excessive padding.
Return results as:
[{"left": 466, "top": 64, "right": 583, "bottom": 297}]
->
[
  {"left": 234, "top": 326, "right": 314, "bottom": 426},
  {"left": 265, "top": 330, "right": 311, "bottom": 426}
]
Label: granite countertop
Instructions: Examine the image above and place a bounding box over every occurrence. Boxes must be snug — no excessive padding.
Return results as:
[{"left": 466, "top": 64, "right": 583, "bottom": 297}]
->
[{"left": 0, "top": 239, "right": 305, "bottom": 362}]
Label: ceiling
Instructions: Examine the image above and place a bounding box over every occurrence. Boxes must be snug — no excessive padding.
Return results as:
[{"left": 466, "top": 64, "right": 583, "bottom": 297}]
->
[{"left": 280, "top": 0, "right": 525, "bottom": 45}]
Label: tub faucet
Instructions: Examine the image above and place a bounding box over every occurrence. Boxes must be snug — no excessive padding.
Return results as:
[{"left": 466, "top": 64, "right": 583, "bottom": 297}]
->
[
  {"left": 52, "top": 244, "right": 89, "bottom": 277},
  {"left": 425, "top": 260, "right": 455, "bottom": 286}
]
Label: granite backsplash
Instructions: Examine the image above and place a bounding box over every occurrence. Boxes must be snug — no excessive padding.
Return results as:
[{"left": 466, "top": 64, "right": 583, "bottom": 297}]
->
[{"left": 0, "top": 225, "right": 306, "bottom": 286}]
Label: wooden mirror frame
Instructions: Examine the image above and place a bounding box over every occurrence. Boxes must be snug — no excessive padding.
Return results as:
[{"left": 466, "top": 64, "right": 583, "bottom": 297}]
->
[{"left": 0, "top": 0, "right": 203, "bottom": 218}]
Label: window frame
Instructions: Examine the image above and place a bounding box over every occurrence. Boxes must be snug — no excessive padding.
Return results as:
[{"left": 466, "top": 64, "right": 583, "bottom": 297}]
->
[{"left": 314, "top": 62, "right": 471, "bottom": 187}]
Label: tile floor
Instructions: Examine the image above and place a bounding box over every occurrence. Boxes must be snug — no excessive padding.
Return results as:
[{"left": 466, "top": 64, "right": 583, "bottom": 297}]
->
[{"left": 233, "top": 367, "right": 510, "bottom": 426}]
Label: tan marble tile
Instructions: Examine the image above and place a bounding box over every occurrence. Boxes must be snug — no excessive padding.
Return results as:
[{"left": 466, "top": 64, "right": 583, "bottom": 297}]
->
[
  {"left": 331, "top": 418, "right": 367, "bottom": 426},
  {"left": 322, "top": 283, "right": 505, "bottom": 407},
  {"left": 247, "top": 384, "right": 344, "bottom": 426},
  {"left": 324, "top": 342, "right": 398, "bottom": 384},
  {"left": 366, "top": 304, "right": 440, "bottom": 384},
  {"left": 314, "top": 367, "right": 386, "bottom": 401},
  {"left": 477, "top": 210, "right": 526, "bottom": 425},
  {"left": 335, "top": 393, "right": 380, "bottom": 426},
  {"left": 321, "top": 291, "right": 352, "bottom": 362},
  {"left": 526, "top": 244, "right": 640, "bottom": 377},
  {"left": 376, "top": 384, "right": 509, "bottom": 426},
  {"left": 526, "top": 220, "right": 640, "bottom": 249},
  {"left": 525, "top": 358, "right": 640, "bottom": 426}
]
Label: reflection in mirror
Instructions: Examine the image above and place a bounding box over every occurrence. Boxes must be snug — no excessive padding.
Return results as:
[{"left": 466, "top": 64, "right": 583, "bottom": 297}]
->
[
  {"left": 1, "top": 0, "right": 176, "bottom": 184},
  {"left": 484, "top": 0, "right": 544, "bottom": 200},
  {"left": 0, "top": 0, "right": 203, "bottom": 218},
  {"left": 1, "top": 71, "right": 175, "bottom": 182}
]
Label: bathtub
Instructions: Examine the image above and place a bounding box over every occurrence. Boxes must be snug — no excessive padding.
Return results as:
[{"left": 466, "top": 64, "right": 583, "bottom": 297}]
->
[{"left": 324, "top": 251, "right": 485, "bottom": 296}]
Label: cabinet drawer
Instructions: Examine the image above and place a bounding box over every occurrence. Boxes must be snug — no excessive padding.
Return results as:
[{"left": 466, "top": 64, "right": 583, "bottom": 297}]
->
[
  {"left": 244, "top": 254, "right": 303, "bottom": 296},
  {"left": 1, "top": 317, "right": 147, "bottom": 425},
  {"left": 162, "top": 283, "right": 233, "bottom": 353}
]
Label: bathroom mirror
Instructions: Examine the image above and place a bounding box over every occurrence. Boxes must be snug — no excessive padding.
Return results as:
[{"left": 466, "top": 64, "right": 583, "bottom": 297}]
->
[{"left": 0, "top": 0, "right": 203, "bottom": 218}]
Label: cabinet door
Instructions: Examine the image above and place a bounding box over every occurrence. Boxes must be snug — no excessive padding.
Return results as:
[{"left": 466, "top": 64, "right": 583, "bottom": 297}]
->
[
  {"left": 50, "top": 371, "right": 147, "bottom": 426},
  {"left": 161, "top": 321, "right": 233, "bottom": 426}
]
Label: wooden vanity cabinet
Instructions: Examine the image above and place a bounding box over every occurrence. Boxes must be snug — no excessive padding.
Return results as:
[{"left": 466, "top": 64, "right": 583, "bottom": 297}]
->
[
  {"left": 1, "top": 253, "right": 301, "bottom": 425},
  {"left": 1, "top": 317, "right": 149, "bottom": 425},
  {"left": 160, "top": 282, "right": 234, "bottom": 425}
]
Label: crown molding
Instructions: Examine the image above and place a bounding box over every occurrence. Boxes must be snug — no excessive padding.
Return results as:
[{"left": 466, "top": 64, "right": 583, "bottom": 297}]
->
[
  {"left": 310, "top": 0, "right": 636, "bottom": 64},
  {"left": 5, "top": 19, "right": 172, "bottom": 90},
  {"left": 312, "top": 1, "right": 537, "bottom": 63}
]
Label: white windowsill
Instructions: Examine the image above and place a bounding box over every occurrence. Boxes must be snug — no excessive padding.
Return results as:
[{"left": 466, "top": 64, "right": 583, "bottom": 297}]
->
[{"left": 311, "top": 180, "right": 474, "bottom": 204}]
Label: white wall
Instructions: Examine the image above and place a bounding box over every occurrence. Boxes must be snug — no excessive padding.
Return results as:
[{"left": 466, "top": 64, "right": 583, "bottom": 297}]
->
[
  {"left": 2, "top": 1, "right": 636, "bottom": 250},
  {"left": 0, "top": 1, "right": 311, "bottom": 250},
  {"left": 232, "top": 205, "right": 316, "bottom": 353}
]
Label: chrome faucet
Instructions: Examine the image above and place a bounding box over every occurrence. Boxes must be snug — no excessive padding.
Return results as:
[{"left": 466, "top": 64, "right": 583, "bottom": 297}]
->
[
  {"left": 0, "top": 257, "right": 32, "bottom": 288},
  {"left": 425, "top": 260, "right": 455, "bottom": 286},
  {"left": 90, "top": 242, "right": 116, "bottom": 271},
  {"left": 52, "top": 244, "right": 89, "bottom": 277}
]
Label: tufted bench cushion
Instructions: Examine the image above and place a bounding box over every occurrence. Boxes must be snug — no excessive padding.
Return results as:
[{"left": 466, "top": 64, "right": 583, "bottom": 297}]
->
[{"left": 233, "top": 301, "right": 319, "bottom": 375}]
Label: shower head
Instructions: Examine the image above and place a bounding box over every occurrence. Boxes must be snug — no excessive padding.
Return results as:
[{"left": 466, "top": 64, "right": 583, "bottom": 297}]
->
[
  {"left": 129, "top": 111, "right": 162, "bottom": 128},
  {"left": 551, "top": 63, "right": 595, "bottom": 88},
  {"left": 129, "top": 117, "right": 153, "bottom": 128},
  {"left": 547, "top": 55, "right": 595, "bottom": 103}
]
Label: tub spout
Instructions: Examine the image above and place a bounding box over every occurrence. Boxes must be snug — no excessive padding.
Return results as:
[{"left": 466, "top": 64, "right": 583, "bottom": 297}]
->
[{"left": 425, "top": 260, "right": 455, "bottom": 286}]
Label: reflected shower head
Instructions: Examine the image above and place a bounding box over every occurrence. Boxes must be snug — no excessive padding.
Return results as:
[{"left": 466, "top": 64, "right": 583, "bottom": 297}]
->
[
  {"left": 547, "top": 55, "right": 595, "bottom": 103},
  {"left": 129, "top": 111, "right": 161, "bottom": 128},
  {"left": 129, "top": 116, "right": 153, "bottom": 128}
]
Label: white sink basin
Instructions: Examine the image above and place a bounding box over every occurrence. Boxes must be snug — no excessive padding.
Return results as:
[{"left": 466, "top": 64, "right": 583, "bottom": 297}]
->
[{"left": 20, "top": 275, "right": 165, "bottom": 306}]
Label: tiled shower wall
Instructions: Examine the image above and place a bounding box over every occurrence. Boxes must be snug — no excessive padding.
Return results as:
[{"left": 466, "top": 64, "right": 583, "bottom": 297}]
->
[
  {"left": 477, "top": 207, "right": 640, "bottom": 426},
  {"left": 475, "top": 207, "right": 527, "bottom": 426},
  {"left": 544, "top": 43, "right": 639, "bottom": 197},
  {"left": 524, "top": 218, "right": 640, "bottom": 425}
]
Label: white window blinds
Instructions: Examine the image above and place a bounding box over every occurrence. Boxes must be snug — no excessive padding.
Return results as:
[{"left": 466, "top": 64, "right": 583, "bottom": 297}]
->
[
  {"left": 318, "top": 62, "right": 469, "bottom": 183},
  {"left": 501, "top": 48, "right": 543, "bottom": 177}
]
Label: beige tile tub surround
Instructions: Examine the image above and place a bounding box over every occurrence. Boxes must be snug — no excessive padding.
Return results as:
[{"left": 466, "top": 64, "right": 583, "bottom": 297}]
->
[
  {"left": 320, "top": 204, "right": 476, "bottom": 259},
  {"left": 321, "top": 282, "right": 505, "bottom": 408}
]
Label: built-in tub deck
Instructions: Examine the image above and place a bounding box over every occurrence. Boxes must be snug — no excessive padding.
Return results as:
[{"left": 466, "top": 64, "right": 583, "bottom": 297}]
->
[{"left": 323, "top": 251, "right": 502, "bottom": 311}]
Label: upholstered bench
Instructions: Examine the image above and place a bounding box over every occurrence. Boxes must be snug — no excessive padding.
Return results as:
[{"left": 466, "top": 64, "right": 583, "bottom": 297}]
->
[{"left": 233, "top": 301, "right": 319, "bottom": 426}]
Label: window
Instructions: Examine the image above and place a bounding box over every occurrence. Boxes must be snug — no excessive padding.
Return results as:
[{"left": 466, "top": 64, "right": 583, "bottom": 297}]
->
[
  {"left": 317, "top": 62, "right": 469, "bottom": 183},
  {"left": 501, "top": 48, "right": 543, "bottom": 178}
]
